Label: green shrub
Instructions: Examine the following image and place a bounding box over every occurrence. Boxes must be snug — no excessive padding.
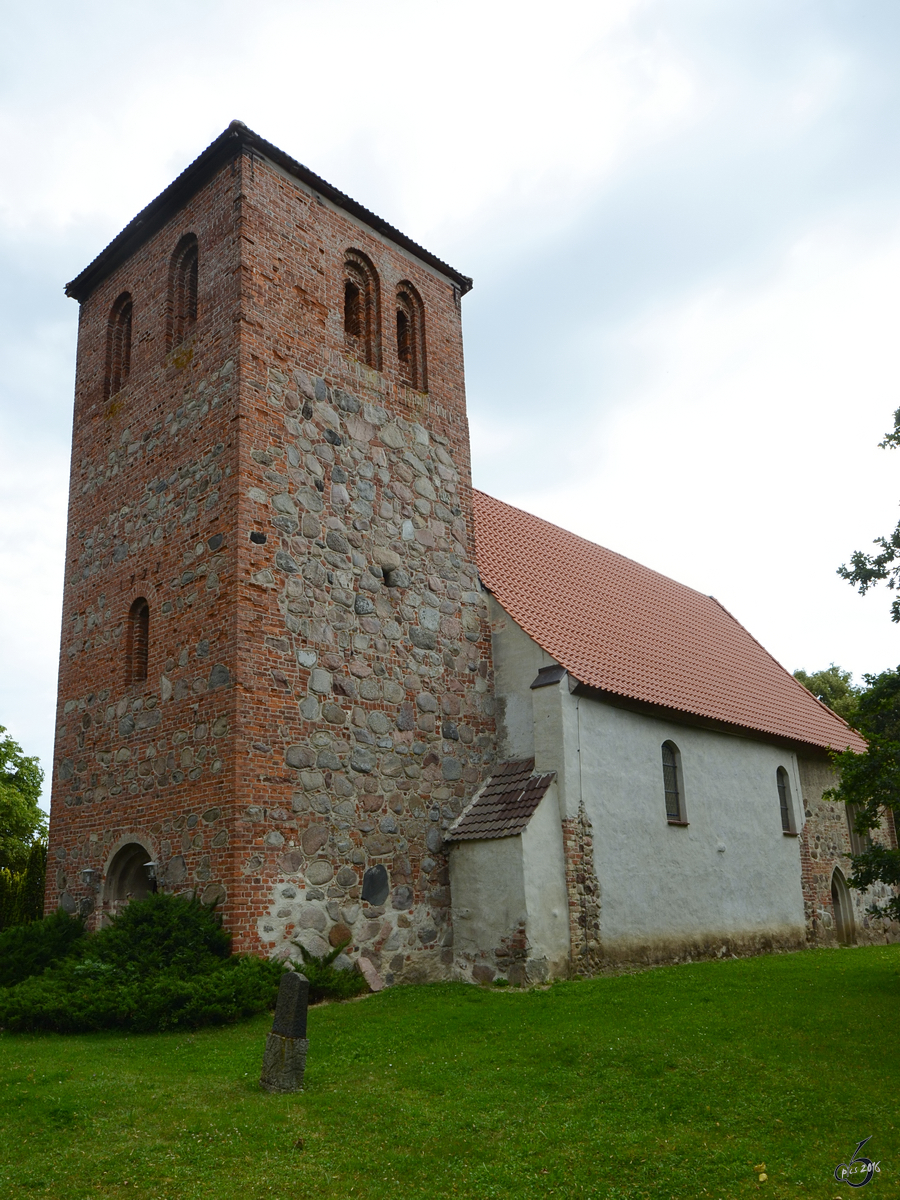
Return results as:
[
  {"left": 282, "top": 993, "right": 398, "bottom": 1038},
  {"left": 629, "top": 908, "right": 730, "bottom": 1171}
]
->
[
  {"left": 0, "top": 954, "right": 283, "bottom": 1034},
  {"left": 289, "top": 939, "right": 369, "bottom": 1004},
  {"left": 0, "top": 892, "right": 284, "bottom": 1034},
  {"left": 88, "top": 891, "right": 232, "bottom": 978},
  {"left": 0, "top": 908, "right": 86, "bottom": 988}
]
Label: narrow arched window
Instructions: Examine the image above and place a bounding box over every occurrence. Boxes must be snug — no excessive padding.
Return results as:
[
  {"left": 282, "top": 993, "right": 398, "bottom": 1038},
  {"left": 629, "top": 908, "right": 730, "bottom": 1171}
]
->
[
  {"left": 105, "top": 292, "right": 133, "bottom": 400},
  {"left": 846, "top": 802, "right": 871, "bottom": 856},
  {"left": 396, "top": 282, "right": 427, "bottom": 390},
  {"left": 167, "top": 234, "right": 199, "bottom": 349},
  {"left": 777, "top": 767, "right": 796, "bottom": 833},
  {"left": 342, "top": 250, "right": 381, "bottom": 369},
  {"left": 344, "top": 279, "right": 362, "bottom": 337},
  {"left": 126, "top": 598, "right": 149, "bottom": 684},
  {"left": 662, "top": 741, "right": 685, "bottom": 823}
]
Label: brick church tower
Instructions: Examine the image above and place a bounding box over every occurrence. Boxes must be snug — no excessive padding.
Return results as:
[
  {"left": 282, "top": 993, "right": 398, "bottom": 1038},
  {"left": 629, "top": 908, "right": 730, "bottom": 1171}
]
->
[{"left": 47, "top": 122, "right": 495, "bottom": 981}]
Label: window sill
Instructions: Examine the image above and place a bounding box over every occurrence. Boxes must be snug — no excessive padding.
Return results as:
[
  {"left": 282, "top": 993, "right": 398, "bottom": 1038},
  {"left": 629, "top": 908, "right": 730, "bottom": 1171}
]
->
[
  {"left": 667, "top": 819, "right": 689, "bottom": 827},
  {"left": 782, "top": 830, "right": 799, "bottom": 837}
]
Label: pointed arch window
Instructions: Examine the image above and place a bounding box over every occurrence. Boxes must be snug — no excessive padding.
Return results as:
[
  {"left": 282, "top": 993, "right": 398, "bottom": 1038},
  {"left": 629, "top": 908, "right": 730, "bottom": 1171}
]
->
[
  {"left": 342, "top": 250, "right": 380, "bottom": 369},
  {"left": 396, "top": 282, "right": 427, "bottom": 390},
  {"left": 662, "top": 741, "right": 686, "bottom": 824},
  {"left": 105, "top": 292, "right": 133, "bottom": 400},
  {"left": 167, "top": 234, "right": 199, "bottom": 349},
  {"left": 126, "top": 598, "right": 150, "bottom": 685},
  {"left": 846, "top": 802, "right": 872, "bottom": 856}
]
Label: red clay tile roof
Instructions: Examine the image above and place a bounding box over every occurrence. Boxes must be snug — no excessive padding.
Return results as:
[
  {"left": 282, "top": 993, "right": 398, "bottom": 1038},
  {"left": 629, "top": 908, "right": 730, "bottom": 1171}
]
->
[
  {"left": 447, "top": 759, "right": 556, "bottom": 841},
  {"left": 473, "top": 490, "right": 865, "bottom": 754}
]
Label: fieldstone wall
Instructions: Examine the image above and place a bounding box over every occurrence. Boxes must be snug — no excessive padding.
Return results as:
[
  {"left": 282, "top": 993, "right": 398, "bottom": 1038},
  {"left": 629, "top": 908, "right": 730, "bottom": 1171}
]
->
[
  {"left": 49, "top": 140, "right": 497, "bottom": 980},
  {"left": 226, "top": 150, "right": 495, "bottom": 979},
  {"left": 798, "top": 756, "right": 899, "bottom": 945},
  {"left": 561, "top": 801, "right": 602, "bottom": 975}
]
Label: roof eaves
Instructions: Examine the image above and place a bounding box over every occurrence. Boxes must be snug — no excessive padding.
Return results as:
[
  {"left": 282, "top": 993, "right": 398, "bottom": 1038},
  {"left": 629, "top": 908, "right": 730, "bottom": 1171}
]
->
[{"left": 65, "top": 121, "right": 474, "bottom": 303}]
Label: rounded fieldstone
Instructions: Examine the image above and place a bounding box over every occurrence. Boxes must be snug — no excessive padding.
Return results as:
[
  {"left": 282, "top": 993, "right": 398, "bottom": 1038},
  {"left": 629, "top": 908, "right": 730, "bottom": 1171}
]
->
[
  {"left": 416, "top": 692, "right": 438, "bottom": 713},
  {"left": 442, "top": 757, "right": 462, "bottom": 781},
  {"left": 391, "top": 884, "right": 414, "bottom": 911},
  {"left": 367, "top": 711, "right": 391, "bottom": 735},
  {"left": 166, "top": 855, "right": 187, "bottom": 884},
  {"left": 202, "top": 882, "right": 227, "bottom": 907},
  {"left": 285, "top": 745, "right": 315, "bottom": 769},
  {"left": 361, "top": 864, "right": 390, "bottom": 905},
  {"left": 336, "top": 866, "right": 358, "bottom": 887},
  {"left": 306, "top": 860, "right": 334, "bottom": 886},
  {"left": 295, "top": 929, "right": 329, "bottom": 957},
  {"left": 208, "top": 663, "right": 231, "bottom": 689},
  {"left": 329, "top": 922, "right": 353, "bottom": 947},
  {"left": 299, "top": 905, "right": 327, "bottom": 931},
  {"left": 277, "top": 850, "right": 303, "bottom": 874},
  {"left": 321, "top": 703, "right": 347, "bottom": 725},
  {"left": 265, "top": 831, "right": 285, "bottom": 848},
  {"left": 350, "top": 747, "right": 375, "bottom": 773},
  {"left": 301, "top": 825, "right": 329, "bottom": 855}
]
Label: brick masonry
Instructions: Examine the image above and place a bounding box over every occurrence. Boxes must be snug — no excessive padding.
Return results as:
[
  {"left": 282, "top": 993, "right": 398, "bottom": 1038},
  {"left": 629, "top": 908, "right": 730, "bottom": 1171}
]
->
[{"left": 46, "top": 137, "right": 496, "bottom": 983}]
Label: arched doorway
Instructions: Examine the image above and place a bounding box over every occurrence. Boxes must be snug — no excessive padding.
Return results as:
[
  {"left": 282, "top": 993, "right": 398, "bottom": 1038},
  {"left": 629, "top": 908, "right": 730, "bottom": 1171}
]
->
[
  {"left": 831, "top": 868, "right": 855, "bottom": 945},
  {"left": 103, "top": 841, "right": 155, "bottom": 916}
]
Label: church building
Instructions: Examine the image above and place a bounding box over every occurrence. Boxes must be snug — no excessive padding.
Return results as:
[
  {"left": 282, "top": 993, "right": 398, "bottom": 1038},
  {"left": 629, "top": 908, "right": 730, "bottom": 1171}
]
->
[{"left": 46, "top": 123, "right": 895, "bottom": 985}]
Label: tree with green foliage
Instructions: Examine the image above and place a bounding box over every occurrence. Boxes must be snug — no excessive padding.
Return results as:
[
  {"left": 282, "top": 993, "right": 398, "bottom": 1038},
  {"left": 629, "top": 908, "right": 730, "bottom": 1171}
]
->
[
  {"left": 838, "top": 406, "right": 900, "bottom": 620},
  {"left": 0, "top": 726, "right": 46, "bottom": 872},
  {"left": 828, "top": 667, "right": 900, "bottom": 922},
  {"left": 793, "top": 664, "right": 861, "bottom": 726}
]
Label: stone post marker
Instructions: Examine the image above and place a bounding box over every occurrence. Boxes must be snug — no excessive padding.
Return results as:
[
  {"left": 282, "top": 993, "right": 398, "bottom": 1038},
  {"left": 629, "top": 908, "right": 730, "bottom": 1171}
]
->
[{"left": 260, "top": 971, "right": 310, "bottom": 1093}]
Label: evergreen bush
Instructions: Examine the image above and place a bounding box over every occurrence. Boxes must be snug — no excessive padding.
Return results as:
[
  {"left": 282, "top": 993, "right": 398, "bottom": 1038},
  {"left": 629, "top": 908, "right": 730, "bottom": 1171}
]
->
[
  {"left": 289, "top": 938, "right": 369, "bottom": 1003},
  {"left": 0, "top": 954, "right": 283, "bottom": 1034},
  {"left": 88, "top": 891, "right": 232, "bottom": 977},
  {"left": 0, "top": 908, "right": 86, "bottom": 988},
  {"left": 0, "top": 892, "right": 283, "bottom": 1033}
]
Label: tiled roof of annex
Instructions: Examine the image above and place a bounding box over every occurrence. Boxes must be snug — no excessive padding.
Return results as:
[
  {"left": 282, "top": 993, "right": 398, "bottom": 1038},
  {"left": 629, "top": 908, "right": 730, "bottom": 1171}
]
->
[
  {"left": 447, "top": 759, "right": 556, "bottom": 842},
  {"left": 473, "top": 490, "right": 865, "bottom": 754}
]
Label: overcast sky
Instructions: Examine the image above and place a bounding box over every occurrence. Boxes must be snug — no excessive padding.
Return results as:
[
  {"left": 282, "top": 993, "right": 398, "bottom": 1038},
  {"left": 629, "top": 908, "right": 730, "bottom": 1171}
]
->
[{"left": 3, "top": 0, "right": 900, "bottom": 803}]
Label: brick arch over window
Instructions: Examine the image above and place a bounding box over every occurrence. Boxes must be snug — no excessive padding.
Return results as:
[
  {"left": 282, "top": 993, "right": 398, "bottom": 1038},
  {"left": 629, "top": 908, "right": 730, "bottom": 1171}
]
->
[
  {"left": 395, "top": 281, "right": 427, "bottom": 391},
  {"left": 342, "top": 249, "right": 381, "bottom": 369},
  {"left": 126, "top": 597, "right": 150, "bottom": 685},
  {"left": 105, "top": 291, "right": 133, "bottom": 401},
  {"left": 167, "top": 233, "right": 199, "bottom": 350}
]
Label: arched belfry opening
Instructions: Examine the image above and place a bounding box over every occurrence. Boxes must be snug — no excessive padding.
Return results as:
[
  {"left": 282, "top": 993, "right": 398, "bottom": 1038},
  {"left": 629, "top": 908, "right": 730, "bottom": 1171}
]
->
[
  {"left": 342, "top": 249, "right": 381, "bottom": 369},
  {"left": 103, "top": 841, "right": 156, "bottom": 915},
  {"left": 831, "top": 867, "right": 855, "bottom": 945}
]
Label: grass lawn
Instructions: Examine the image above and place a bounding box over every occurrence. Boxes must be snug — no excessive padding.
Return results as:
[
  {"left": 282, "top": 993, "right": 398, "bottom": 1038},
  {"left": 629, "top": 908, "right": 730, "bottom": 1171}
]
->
[{"left": 1, "top": 944, "right": 898, "bottom": 1199}]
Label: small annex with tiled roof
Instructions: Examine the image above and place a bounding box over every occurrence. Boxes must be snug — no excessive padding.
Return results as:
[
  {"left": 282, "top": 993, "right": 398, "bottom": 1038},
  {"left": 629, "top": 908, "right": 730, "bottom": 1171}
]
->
[{"left": 447, "top": 759, "right": 555, "bottom": 842}]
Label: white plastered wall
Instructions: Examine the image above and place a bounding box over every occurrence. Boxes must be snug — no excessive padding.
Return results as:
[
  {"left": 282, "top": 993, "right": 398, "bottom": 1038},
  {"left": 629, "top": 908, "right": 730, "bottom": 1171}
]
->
[
  {"left": 520, "top": 782, "right": 571, "bottom": 976},
  {"left": 490, "top": 601, "right": 808, "bottom": 960},
  {"left": 449, "top": 835, "right": 526, "bottom": 967}
]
